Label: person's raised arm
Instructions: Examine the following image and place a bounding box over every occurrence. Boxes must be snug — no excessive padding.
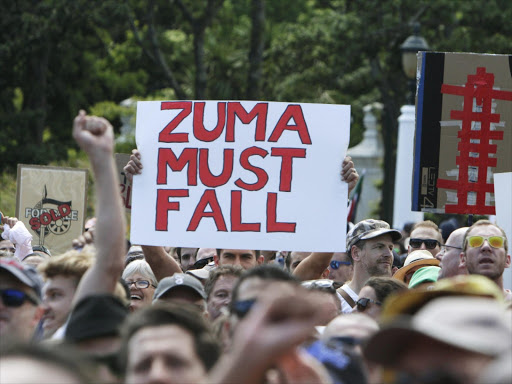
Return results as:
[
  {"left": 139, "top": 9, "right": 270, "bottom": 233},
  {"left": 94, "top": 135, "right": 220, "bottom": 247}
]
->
[
  {"left": 292, "top": 252, "right": 333, "bottom": 281},
  {"left": 72, "top": 110, "right": 126, "bottom": 304},
  {"left": 0, "top": 215, "right": 33, "bottom": 260},
  {"left": 206, "top": 289, "right": 330, "bottom": 384},
  {"left": 124, "top": 149, "right": 182, "bottom": 280},
  {"left": 140, "top": 245, "right": 182, "bottom": 281}
]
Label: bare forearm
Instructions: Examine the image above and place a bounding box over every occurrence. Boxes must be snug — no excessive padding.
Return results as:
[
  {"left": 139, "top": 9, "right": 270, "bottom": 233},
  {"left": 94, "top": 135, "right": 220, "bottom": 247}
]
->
[
  {"left": 141, "top": 245, "right": 182, "bottom": 281},
  {"left": 91, "top": 152, "right": 126, "bottom": 274},
  {"left": 293, "top": 252, "right": 333, "bottom": 280}
]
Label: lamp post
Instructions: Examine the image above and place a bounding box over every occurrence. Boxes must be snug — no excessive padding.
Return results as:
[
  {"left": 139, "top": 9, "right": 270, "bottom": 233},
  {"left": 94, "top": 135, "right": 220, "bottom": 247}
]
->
[
  {"left": 392, "top": 23, "right": 429, "bottom": 230},
  {"left": 400, "top": 22, "right": 430, "bottom": 105}
]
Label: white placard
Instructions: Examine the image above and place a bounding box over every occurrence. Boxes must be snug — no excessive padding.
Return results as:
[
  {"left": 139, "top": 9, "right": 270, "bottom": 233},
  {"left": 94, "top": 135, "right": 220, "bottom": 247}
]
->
[
  {"left": 130, "top": 101, "right": 350, "bottom": 252},
  {"left": 494, "top": 172, "right": 512, "bottom": 290}
]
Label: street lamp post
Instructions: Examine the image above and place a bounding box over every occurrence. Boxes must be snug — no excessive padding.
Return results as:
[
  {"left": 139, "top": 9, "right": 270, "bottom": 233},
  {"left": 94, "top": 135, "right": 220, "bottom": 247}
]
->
[
  {"left": 393, "top": 23, "right": 430, "bottom": 230},
  {"left": 400, "top": 22, "right": 430, "bottom": 105}
]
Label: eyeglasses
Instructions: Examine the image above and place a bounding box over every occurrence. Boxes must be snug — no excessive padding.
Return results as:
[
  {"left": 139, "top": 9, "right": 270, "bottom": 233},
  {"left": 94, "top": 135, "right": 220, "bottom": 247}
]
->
[
  {"left": 232, "top": 299, "right": 256, "bottom": 318},
  {"left": 302, "top": 279, "right": 336, "bottom": 294},
  {"left": 125, "top": 280, "right": 155, "bottom": 289},
  {"left": 409, "top": 238, "right": 440, "bottom": 250},
  {"left": 330, "top": 260, "right": 351, "bottom": 270},
  {"left": 355, "top": 297, "right": 381, "bottom": 312},
  {"left": 0, "top": 289, "right": 38, "bottom": 307},
  {"left": 439, "top": 244, "right": 462, "bottom": 253},
  {"left": 466, "top": 235, "right": 505, "bottom": 249}
]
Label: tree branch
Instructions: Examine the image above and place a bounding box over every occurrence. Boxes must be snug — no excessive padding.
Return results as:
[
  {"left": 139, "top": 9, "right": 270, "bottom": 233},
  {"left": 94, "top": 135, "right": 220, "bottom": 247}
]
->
[
  {"left": 175, "top": 0, "right": 195, "bottom": 24},
  {"left": 125, "top": 3, "right": 156, "bottom": 62},
  {"left": 147, "top": 0, "right": 186, "bottom": 99},
  {"left": 247, "top": 0, "right": 265, "bottom": 99},
  {"left": 203, "top": 0, "right": 225, "bottom": 27}
]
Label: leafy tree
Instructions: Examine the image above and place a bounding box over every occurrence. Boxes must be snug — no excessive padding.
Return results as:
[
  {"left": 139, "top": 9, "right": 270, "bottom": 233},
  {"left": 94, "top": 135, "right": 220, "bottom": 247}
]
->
[
  {"left": 0, "top": 0, "right": 146, "bottom": 172},
  {"left": 2, "top": 0, "right": 511, "bottom": 224}
]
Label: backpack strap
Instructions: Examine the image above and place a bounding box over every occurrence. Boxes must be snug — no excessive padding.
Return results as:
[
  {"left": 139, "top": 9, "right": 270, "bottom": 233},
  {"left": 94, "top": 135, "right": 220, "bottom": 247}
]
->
[{"left": 338, "top": 288, "right": 356, "bottom": 308}]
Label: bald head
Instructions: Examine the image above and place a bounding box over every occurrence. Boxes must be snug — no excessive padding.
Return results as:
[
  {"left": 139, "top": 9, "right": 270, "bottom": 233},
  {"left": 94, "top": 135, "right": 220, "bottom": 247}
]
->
[{"left": 438, "top": 227, "right": 468, "bottom": 280}]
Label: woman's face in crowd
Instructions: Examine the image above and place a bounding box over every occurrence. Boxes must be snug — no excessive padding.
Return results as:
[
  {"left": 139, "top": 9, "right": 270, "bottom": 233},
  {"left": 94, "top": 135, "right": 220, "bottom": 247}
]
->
[
  {"left": 125, "top": 272, "right": 156, "bottom": 312},
  {"left": 356, "top": 285, "right": 381, "bottom": 320}
]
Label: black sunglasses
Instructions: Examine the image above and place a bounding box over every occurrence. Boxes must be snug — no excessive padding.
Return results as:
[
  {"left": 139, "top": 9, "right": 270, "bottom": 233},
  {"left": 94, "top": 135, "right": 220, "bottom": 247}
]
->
[
  {"left": 409, "top": 238, "right": 440, "bottom": 250},
  {"left": 356, "top": 297, "right": 381, "bottom": 312},
  {"left": 190, "top": 256, "right": 214, "bottom": 270},
  {"left": 232, "top": 299, "right": 256, "bottom": 318},
  {"left": 1, "top": 289, "right": 38, "bottom": 307}
]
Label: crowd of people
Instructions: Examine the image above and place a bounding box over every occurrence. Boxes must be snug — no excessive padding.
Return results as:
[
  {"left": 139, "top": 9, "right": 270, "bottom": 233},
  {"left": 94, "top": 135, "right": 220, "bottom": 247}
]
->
[{"left": 0, "top": 111, "right": 511, "bottom": 384}]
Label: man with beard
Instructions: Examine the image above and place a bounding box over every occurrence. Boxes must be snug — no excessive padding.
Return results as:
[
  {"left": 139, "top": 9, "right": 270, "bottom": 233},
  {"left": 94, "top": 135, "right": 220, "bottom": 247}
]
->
[
  {"left": 460, "top": 220, "right": 511, "bottom": 301},
  {"left": 337, "top": 220, "right": 401, "bottom": 313}
]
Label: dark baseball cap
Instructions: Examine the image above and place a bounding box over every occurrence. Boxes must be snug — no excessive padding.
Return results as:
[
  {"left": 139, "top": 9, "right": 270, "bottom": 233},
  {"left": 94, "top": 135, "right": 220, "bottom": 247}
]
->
[
  {"left": 0, "top": 257, "right": 44, "bottom": 301},
  {"left": 66, "top": 294, "right": 129, "bottom": 342},
  {"left": 153, "top": 273, "right": 206, "bottom": 303}
]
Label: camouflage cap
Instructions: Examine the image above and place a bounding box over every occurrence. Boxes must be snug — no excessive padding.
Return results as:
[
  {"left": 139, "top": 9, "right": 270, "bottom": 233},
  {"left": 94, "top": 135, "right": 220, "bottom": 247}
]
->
[{"left": 346, "top": 219, "right": 402, "bottom": 251}]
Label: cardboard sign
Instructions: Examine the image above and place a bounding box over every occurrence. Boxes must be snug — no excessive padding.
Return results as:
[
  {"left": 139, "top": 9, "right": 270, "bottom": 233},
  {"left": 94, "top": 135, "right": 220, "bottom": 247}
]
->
[
  {"left": 130, "top": 100, "right": 350, "bottom": 251},
  {"left": 15, "top": 165, "right": 88, "bottom": 255},
  {"left": 115, "top": 153, "right": 133, "bottom": 212},
  {"left": 494, "top": 172, "right": 512, "bottom": 290},
  {"left": 413, "top": 52, "right": 512, "bottom": 214}
]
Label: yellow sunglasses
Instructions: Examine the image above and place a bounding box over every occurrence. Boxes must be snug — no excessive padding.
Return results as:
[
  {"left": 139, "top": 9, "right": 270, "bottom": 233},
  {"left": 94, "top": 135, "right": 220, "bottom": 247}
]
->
[{"left": 467, "top": 235, "right": 505, "bottom": 249}]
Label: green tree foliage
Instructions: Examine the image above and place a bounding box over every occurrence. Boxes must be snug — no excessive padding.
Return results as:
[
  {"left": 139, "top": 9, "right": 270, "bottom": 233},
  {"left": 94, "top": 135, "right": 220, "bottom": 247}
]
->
[
  {"left": 1, "top": 0, "right": 511, "bottom": 221},
  {"left": 0, "top": 0, "right": 146, "bottom": 171}
]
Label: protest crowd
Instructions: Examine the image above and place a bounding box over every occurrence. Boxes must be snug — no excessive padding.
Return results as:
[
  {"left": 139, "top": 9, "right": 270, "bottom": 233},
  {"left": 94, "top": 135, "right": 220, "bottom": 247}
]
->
[{"left": 1, "top": 110, "right": 511, "bottom": 384}]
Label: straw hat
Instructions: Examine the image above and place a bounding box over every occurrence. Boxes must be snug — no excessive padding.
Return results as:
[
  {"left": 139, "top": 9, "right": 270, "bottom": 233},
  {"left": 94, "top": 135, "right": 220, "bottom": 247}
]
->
[{"left": 393, "top": 250, "right": 440, "bottom": 281}]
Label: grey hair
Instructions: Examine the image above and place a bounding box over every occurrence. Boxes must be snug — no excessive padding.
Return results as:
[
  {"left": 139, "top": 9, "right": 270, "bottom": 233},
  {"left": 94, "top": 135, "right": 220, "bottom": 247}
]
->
[{"left": 122, "top": 259, "right": 158, "bottom": 286}]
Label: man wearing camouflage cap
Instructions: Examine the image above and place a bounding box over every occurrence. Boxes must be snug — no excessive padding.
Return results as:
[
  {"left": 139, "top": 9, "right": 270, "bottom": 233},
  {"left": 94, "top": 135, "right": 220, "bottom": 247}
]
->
[
  {"left": 337, "top": 219, "right": 401, "bottom": 313},
  {"left": 0, "top": 257, "right": 44, "bottom": 347}
]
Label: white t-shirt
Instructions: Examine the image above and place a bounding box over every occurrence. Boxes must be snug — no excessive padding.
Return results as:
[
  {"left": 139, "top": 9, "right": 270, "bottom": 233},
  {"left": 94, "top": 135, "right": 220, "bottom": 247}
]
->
[{"left": 339, "top": 284, "right": 358, "bottom": 314}]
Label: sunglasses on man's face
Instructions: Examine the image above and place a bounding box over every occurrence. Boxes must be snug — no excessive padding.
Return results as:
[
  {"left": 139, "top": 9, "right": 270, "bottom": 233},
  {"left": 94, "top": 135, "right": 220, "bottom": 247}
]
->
[
  {"left": 232, "top": 299, "right": 256, "bottom": 319},
  {"left": 190, "top": 256, "right": 214, "bottom": 270},
  {"left": 466, "top": 235, "right": 505, "bottom": 249},
  {"left": 330, "top": 260, "right": 351, "bottom": 270},
  {"left": 409, "top": 238, "right": 440, "bottom": 250},
  {"left": 0, "top": 289, "right": 38, "bottom": 307},
  {"left": 355, "top": 297, "right": 381, "bottom": 312}
]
